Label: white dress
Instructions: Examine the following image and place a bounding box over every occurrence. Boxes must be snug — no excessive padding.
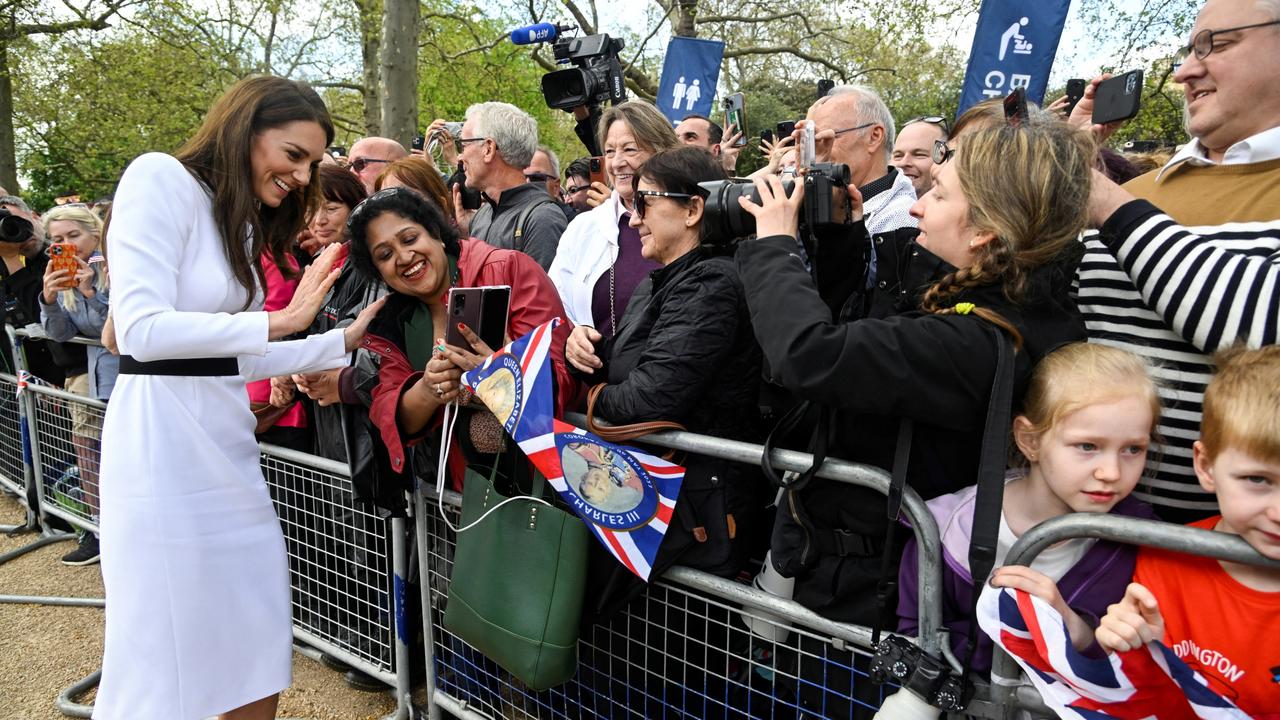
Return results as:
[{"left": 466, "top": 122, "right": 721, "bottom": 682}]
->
[{"left": 94, "top": 153, "right": 349, "bottom": 719}]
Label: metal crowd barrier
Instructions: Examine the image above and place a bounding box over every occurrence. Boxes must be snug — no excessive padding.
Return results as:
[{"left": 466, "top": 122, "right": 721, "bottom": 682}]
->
[
  {"left": 2, "top": 327, "right": 415, "bottom": 719},
  {"left": 413, "top": 417, "right": 1015, "bottom": 720},
  {"left": 991, "top": 513, "right": 1280, "bottom": 719}
]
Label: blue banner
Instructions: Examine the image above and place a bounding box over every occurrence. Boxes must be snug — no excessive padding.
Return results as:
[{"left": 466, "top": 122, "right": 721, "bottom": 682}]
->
[
  {"left": 957, "top": 0, "right": 1072, "bottom": 115},
  {"left": 656, "top": 37, "right": 725, "bottom": 125}
]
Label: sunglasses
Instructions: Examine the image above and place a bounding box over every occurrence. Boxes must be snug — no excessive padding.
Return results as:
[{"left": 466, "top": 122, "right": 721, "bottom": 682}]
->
[
  {"left": 905, "top": 115, "right": 951, "bottom": 136},
  {"left": 1003, "top": 89, "right": 1029, "bottom": 127},
  {"left": 524, "top": 172, "right": 554, "bottom": 183},
  {"left": 633, "top": 190, "right": 698, "bottom": 219},
  {"left": 347, "top": 157, "right": 390, "bottom": 173}
]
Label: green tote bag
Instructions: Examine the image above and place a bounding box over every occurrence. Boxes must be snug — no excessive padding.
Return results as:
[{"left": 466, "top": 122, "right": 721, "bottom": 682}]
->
[{"left": 444, "top": 464, "right": 589, "bottom": 691}]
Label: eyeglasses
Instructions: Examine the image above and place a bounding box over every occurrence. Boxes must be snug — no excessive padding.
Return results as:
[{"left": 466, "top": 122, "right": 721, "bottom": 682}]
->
[
  {"left": 1173, "top": 19, "right": 1280, "bottom": 69},
  {"left": 832, "top": 122, "right": 876, "bottom": 137},
  {"left": 932, "top": 139, "right": 954, "bottom": 165},
  {"left": 524, "top": 172, "right": 554, "bottom": 183},
  {"left": 904, "top": 115, "right": 951, "bottom": 137},
  {"left": 455, "top": 137, "right": 488, "bottom": 151},
  {"left": 347, "top": 157, "right": 390, "bottom": 173},
  {"left": 633, "top": 190, "right": 697, "bottom": 219}
]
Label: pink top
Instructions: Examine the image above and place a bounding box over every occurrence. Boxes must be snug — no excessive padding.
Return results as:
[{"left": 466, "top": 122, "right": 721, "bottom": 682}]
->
[{"left": 246, "top": 253, "right": 308, "bottom": 429}]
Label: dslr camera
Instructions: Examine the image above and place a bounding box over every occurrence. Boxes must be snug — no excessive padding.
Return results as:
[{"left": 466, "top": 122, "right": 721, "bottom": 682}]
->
[
  {"left": 541, "top": 33, "right": 627, "bottom": 110},
  {"left": 699, "top": 162, "right": 852, "bottom": 243},
  {"left": 869, "top": 635, "right": 970, "bottom": 712},
  {"left": 0, "top": 208, "right": 35, "bottom": 245}
]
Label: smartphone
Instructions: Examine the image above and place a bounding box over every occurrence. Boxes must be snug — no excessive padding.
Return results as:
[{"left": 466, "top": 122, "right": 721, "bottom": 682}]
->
[
  {"left": 411, "top": 134, "right": 425, "bottom": 151},
  {"left": 1064, "top": 78, "right": 1086, "bottom": 116},
  {"left": 817, "top": 79, "right": 835, "bottom": 99},
  {"left": 47, "top": 243, "right": 79, "bottom": 278},
  {"left": 723, "top": 92, "right": 748, "bottom": 147},
  {"left": 588, "top": 156, "right": 608, "bottom": 187},
  {"left": 800, "top": 123, "right": 816, "bottom": 168},
  {"left": 776, "top": 120, "right": 796, "bottom": 139},
  {"left": 445, "top": 286, "right": 512, "bottom": 352},
  {"left": 448, "top": 163, "right": 483, "bottom": 210},
  {"left": 760, "top": 129, "right": 775, "bottom": 146},
  {"left": 1092, "top": 70, "right": 1144, "bottom": 125}
]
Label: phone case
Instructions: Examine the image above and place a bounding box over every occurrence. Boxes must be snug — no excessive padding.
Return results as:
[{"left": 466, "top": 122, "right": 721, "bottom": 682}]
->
[
  {"left": 1092, "top": 70, "right": 1144, "bottom": 125},
  {"left": 48, "top": 244, "right": 79, "bottom": 276},
  {"left": 446, "top": 286, "right": 511, "bottom": 352}
]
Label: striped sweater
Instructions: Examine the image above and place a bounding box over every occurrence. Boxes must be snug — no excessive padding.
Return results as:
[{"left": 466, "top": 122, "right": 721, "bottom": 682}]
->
[{"left": 1077, "top": 169, "right": 1280, "bottom": 517}]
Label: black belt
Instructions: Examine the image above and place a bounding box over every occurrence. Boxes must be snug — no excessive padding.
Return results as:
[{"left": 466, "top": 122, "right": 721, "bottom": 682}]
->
[{"left": 119, "top": 355, "right": 238, "bottom": 377}]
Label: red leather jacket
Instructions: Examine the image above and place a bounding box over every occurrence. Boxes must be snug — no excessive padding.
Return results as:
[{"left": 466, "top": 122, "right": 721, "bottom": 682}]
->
[{"left": 362, "top": 238, "right": 577, "bottom": 481}]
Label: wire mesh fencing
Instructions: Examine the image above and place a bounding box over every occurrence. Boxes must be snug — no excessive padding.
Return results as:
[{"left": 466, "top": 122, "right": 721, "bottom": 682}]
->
[
  {"left": 420, "top": 489, "right": 898, "bottom": 720},
  {"left": 27, "top": 383, "right": 106, "bottom": 534},
  {"left": 0, "top": 374, "right": 27, "bottom": 497},
  {"left": 261, "top": 444, "right": 399, "bottom": 680}
]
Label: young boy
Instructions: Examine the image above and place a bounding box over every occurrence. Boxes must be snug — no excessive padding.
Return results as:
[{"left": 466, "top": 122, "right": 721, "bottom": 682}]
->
[{"left": 1095, "top": 346, "right": 1280, "bottom": 717}]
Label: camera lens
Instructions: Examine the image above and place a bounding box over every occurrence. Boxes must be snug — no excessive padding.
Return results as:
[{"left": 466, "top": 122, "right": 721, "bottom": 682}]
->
[
  {"left": 699, "top": 178, "right": 797, "bottom": 242},
  {"left": 0, "top": 213, "right": 35, "bottom": 245},
  {"left": 541, "top": 69, "right": 591, "bottom": 110}
]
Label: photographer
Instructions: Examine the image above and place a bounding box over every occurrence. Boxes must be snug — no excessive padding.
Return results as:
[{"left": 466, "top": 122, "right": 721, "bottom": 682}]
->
[
  {"left": 732, "top": 120, "right": 1091, "bottom": 630},
  {"left": 1, "top": 195, "right": 74, "bottom": 385}
]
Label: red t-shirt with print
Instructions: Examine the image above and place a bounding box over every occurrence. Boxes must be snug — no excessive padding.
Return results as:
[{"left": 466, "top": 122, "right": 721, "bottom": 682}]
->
[{"left": 1134, "top": 516, "right": 1280, "bottom": 718}]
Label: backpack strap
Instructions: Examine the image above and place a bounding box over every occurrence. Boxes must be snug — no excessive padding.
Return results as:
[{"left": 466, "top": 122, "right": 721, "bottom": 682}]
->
[{"left": 512, "top": 195, "right": 554, "bottom": 253}]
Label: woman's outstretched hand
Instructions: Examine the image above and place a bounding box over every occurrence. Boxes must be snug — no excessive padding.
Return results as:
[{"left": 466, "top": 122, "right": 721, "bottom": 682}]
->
[
  {"left": 342, "top": 295, "right": 388, "bottom": 352},
  {"left": 269, "top": 242, "right": 343, "bottom": 339},
  {"left": 736, "top": 173, "right": 806, "bottom": 240}
]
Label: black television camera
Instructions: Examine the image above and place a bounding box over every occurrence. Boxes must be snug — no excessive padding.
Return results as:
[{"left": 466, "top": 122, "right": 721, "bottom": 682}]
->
[
  {"left": 869, "top": 635, "right": 971, "bottom": 712},
  {"left": 511, "top": 22, "right": 627, "bottom": 111},
  {"left": 699, "top": 162, "right": 852, "bottom": 243},
  {"left": 0, "top": 208, "right": 35, "bottom": 245}
]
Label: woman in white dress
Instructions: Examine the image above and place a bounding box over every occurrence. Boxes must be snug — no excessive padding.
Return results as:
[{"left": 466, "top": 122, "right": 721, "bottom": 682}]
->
[{"left": 95, "top": 76, "right": 384, "bottom": 720}]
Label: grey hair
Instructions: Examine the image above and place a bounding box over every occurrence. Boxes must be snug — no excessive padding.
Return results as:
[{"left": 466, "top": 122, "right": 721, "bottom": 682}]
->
[
  {"left": 535, "top": 144, "right": 560, "bottom": 177},
  {"left": 465, "top": 102, "right": 538, "bottom": 169},
  {"left": 1260, "top": 0, "right": 1280, "bottom": 17},
  {"left": 822, "top": 84, "right": 897, "bottom": 163},
  {"left": 0, "top": 195, "right": 32, "bottom": 213}
]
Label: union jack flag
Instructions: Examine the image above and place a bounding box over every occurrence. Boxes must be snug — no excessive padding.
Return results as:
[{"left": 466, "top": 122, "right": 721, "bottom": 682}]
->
[
  {"left": 461, "top": 319, "right": 686, "bottom": 581},
  {"left": 976, "top": 585, "right": 1249, "bottom": 719}
]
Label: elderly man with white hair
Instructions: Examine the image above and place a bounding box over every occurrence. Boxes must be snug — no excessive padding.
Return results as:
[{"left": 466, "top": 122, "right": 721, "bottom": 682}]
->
[{"left": 459, "top": 102, "right": 566, "bottom": 269}]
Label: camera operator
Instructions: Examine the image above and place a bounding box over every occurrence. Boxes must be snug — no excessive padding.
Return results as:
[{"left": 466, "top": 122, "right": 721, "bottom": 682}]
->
[
  {"left": 0, "top": 196, "right": 70, "bottom": 383},
  {"left": 730, "top": 120, "right": 1091, "bottom": 633},
  {"left": 458, "top": 102, "right": 567, "bottom": 270},
  {"left": 801, "top": 85, "right": 917, "bottom": 234}
]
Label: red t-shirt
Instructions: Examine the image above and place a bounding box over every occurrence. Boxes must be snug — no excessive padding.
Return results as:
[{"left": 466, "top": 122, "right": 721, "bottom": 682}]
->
[{"left": 1134, "top": 516, "right": 1280, "bottom": 717}]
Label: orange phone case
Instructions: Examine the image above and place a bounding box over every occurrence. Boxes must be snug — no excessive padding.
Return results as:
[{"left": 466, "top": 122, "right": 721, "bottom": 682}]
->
[{"left": 48, "top": 243, "right": 79, "bottom": 276}]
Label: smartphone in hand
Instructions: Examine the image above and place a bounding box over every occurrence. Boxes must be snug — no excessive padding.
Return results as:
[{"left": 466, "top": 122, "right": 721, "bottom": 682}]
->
[
  {"left": 1064, "top": 78, "right": 1086, "bottom": 116},
  {"left": 48, "top": 243, "right": 79, "bottom": 278},
  {"left": 1092, "top": 70, "right": 1144, "bottom": 125},
  {"left": 588, "top": 156, "right": 608, "bottom": 187},
  {"left": 445, "top": 286, "right": 511, "bottom": 353},
  {"left": 723, "top": 93, "right": 748, "bottom": 147}
]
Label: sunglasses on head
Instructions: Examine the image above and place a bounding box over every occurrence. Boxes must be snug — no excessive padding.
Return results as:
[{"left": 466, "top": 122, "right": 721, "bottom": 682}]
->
[
  {"left": 1003, "top": 89, "right": 1029, "bottom": 127},
  {"left": 347, "top": 157, "right": 391, "bottom": 173},
  {"left": 905, "top": 115, "right": 951, "bottom": 136}
]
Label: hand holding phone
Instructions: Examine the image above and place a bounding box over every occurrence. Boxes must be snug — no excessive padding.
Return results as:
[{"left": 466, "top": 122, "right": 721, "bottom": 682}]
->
[
  {"left": 1092, "top": 70, "right": 1144, "bottom": 125},
  {"left": 723, "top": 93, "right": 748, "bottom": 148},
  {"left": 760, "top": 129, "right": 775, "bottom": 146},
  {"left": 1064, "top": 79, "right": 1086, "bottom": 117},
  {"left": 445, "top": 286, "right": 511, "bottom": 353},
  {"left": 588, "top": 156, "right": 608, "bottom": 187}
]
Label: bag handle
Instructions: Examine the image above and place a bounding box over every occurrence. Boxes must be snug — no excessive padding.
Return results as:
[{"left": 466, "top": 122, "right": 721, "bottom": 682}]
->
[{"left": 585, "top": 383, "right": 687, "bottom": 448}]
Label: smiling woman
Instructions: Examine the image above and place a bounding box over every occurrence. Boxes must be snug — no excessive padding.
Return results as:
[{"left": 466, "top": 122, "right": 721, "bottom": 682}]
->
[{"left": 96, "top": 76, "right": 386, "bottom": 720}]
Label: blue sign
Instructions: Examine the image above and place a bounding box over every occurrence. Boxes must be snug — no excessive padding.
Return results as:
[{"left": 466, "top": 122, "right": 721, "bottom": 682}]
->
[
  {"left": 957, "top": 0, "right": 1072, "bottom": 116},
  {"left": 656, "top": 37, "right": 725, "bottom": 125}
]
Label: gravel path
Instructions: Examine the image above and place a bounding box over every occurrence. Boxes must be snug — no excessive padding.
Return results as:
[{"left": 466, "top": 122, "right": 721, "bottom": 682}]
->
[{"left": 0, "top": 492, "right": 403, "bottom": 720}]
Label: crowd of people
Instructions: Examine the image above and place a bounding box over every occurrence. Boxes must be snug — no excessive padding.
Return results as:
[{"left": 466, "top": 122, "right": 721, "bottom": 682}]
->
[{"left": 0, "top": 0, "right": 1277, "bottom": 717}]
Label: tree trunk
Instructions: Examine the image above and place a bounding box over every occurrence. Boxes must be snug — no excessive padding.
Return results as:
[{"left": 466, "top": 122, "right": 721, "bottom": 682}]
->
[
  {"left": 379, "top": 0, "right": 418, "bottom": 147},
  {"left": 0, "top": 40, "right": 19, "bottom": 194},
  {"left": 674, "top": 0, "right": 699, "bottom": 37},
  {"left": 359, "top": 0, "right": 382, "bottom": 135}
]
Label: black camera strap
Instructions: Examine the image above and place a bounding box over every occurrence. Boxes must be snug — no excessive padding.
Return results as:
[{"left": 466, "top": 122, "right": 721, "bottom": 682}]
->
[
  {"left": 760, "top": 399, "right": 830, "bottom": 493},
  {"left": 961, "top": 325, "right": 1015, "bottom": 680},
  {"left": 872, "top": 416, "right": 913, "bottom": 647}
]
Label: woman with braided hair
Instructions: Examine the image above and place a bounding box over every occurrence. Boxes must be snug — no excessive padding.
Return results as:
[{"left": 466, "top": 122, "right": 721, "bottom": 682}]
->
[{"left": 733, "top": 119, "right": 1091, "bottom": 630}]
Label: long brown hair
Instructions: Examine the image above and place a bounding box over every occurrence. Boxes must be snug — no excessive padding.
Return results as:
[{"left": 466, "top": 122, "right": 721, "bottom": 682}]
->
[
  {"left": 375, "top": 156, "right": 455, "bottom": 219},
  {"left": 174, "top": 76, "right": 334, "bottom": 308},
  {"left": 919, "top": 122, "right": 1094, "bottom": 349}
]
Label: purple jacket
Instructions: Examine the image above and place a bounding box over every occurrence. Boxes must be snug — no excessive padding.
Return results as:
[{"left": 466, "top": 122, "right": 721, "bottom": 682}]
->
[{"left": 896, "top": 483, "right": 1155, "bottom": 674}]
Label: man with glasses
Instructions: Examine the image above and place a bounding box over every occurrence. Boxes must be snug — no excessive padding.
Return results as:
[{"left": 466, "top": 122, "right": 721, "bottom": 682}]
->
[
  {"left": 1072, "top": 0, "right": 1280, "bottom": 521},
  {"left": 563, "top": 158, "right": 593, "bottom": 214},
  {"left": 527, "top": 145, "right": 580, "bottom": 222},
  {"left": 346, "top": 136, "right": 407, "bottom": 194},
  {"left": 804, "top": 84, "right": 917, "bottom": 234},
  {"left": 891, "top": 116, "right": 948, "bottom": 197},
  {"left": 460, "top": 102, "right": 567, "bottom": 270}
]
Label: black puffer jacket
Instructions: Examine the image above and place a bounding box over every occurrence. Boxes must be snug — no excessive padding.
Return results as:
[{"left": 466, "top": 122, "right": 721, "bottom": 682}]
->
[
  {"left": 578, "top": 245, "right": 768, "bottom": 622},
  {"left": 735, "top": 229, "right": 1086, "bottom": 624}
]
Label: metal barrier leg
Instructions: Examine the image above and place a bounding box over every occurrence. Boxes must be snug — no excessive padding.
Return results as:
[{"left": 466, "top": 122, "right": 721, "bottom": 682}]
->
[
  {"left": 413, "top": 484, "right": 443, "bottom": 720},
  {"left": 383, "top": 516, "right": 412, "bottom": 720},
  {"left": 55, "top": 668, "right": 100, "bottom": 719},
  {"left": 0, "top": 530, "right": 74, "bottom": 566}
]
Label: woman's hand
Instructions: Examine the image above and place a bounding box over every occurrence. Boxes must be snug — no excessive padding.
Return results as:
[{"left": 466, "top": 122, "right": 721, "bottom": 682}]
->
[
  {"left": 586, "top": 181, "right": 611, "bottom": 209},
  {"left": 436, "top": 323, "right": 496, "bottom": 372},
  {"left": 73, "top": 257, "right": 96, "bottom": 298},
  {"left": 421, "top": 344, "right": 464, "bottom": 404},
  {"left": 991, "top": 566, "right": 1094, "bottom": 650},
  {"left": 736, "top": 173, "right": 805, "bottom": 239},
  {"left": 426, "top": 118, "right": 459, "bottom": 167},
  {"left": 41, "top": 262, "right": 73, "bottom": 304},
  {"left": 1046, "top": 94, "right": 1071, "bottom": 116},
  {"left": 292, "top": 368, "right": 342, "bottom": 406},
  {"left": 757, "top": 135, "right": 795, "bottom": 177},
  {"left": 342, "top": 295, "right": 388, "bottom": 352},
  {"left": 269, "top": 375, "right": 297, "bottom": 407},
  {"left": 566, "top": 325, "right": 603, "bottom": 374},
  {"left": 269, "top": 242, "right": 343, "bottom": 339}
]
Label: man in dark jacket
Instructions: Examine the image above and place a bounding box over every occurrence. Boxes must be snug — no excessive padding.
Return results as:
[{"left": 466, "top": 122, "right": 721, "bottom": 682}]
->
[{"left": 1, "top": 197, "right": 76, "bottom": 384}]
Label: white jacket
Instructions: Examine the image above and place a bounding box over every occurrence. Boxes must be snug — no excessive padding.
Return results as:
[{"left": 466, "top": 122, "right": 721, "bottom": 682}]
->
[{"left": 547, "top": 191, "right": 629, "bottom": 327}]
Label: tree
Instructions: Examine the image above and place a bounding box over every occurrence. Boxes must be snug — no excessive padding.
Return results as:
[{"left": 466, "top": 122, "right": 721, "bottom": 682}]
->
[
  {"left": 380, "top": 0, "right": 417, "bottom": 146},
  {"left": 0, "top": 0, "right": 135, "bottom": 193}
]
